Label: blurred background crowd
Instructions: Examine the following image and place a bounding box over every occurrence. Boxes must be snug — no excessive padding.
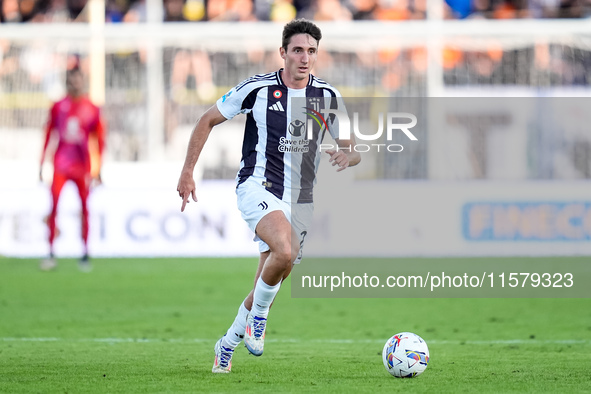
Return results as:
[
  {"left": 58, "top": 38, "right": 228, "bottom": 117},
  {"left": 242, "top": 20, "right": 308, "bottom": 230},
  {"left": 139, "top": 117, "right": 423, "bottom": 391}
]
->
[
  {"left": 1, "top": 0, "right": 590, "bottom": 181},
  {"left": 2, "top": 0, "right": 591, "bottom": 23}
]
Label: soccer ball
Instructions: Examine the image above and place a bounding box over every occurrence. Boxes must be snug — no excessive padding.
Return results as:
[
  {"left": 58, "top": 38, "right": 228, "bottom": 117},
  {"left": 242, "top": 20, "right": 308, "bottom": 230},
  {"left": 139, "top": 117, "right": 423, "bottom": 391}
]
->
[{"left": 382, "top": 332, "right": 430, "bottom": 378}]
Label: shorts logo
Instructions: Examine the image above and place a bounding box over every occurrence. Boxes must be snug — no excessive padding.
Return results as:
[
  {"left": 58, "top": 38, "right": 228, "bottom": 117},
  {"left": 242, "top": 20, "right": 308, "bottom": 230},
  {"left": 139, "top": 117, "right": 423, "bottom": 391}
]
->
[
  {"left": 258, "top": 201, "right": 268, "bottom": 210},
  {"left": 273, "top": 90, "right": 282, "bottom": 99}
]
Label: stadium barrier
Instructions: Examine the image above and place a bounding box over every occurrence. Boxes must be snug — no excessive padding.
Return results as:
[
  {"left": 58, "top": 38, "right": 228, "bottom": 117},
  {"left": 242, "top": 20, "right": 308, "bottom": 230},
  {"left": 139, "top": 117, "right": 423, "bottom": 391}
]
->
[{"left": 2, "top": 163, "right": 590, "bottom": 258}]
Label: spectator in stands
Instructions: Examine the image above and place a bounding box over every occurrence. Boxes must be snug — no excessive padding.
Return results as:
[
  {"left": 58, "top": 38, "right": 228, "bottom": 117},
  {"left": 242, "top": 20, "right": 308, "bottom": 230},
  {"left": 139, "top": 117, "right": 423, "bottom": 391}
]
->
[
  {"left": 123, "top": 0, "right": 145, "bottom": 22},
  {"left": 44, "top": 0, "right": 73, "bottom": 22},
  {"left": 312, "top": 0, "right": 352, "bottom": 20},
  {"left": 346, "top": 0, "right": 378, "bottom": 20},
  {"left": 182, "top": 0, "right": 206, "bottom": 21},
  {"left": 18, "top": 0, "right": 46, "bottom": 22},
  {"left": 66, "top": 0, "right": 88, "bottom": 19},
  {"left": 408, "top": 0, "right": 426, "bottom": 18},
  {"left": 105, "top": 0, "right": 127, "bottom": 22},
  {"left": 492, "top": 0, "right": 518, "bottom": 19},
  {"left": 468, "top": 0, "right": 490, "bottom": 18},
  {"left": 0, "top": 0, "right": 91, "bottom": 22},
  {"left": 207, "top": 0, "right": 256, "bottom": 21},
  {"left": 1, "top": 0, "right": 22, "bottom": 21},
  {"left": 163, "top": 0, "right": 186, "bottom": 21},
  {"left": 373, "top": 0, "right": 411, "bottom": 20},
  {"left": 348, "top": 0, "right": 426, "bottom": 20},
  {"left": 3, "top": 0, "right": 591, "bottom": 22},
  {"left": 445, "top": 0, "right": 472, "bottom": 18},
  {"left": 163, "top": 0, "right": 206, "bottom": 21},
  {"left": 268, "top": 0, "right": 298, "bottom": 21}
]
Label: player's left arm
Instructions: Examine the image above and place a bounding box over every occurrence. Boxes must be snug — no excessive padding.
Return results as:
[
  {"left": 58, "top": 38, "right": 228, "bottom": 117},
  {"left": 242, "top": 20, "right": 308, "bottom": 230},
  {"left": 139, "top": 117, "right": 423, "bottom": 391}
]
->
[
  {"left": 325, "top": 138, "right": 361, "bottom": 172},
  {"left": 92, "top": 112, "right": 106, "bottom": 183},
  {"left": 323, "top": 90, "right": 360, "bottom": 172}
]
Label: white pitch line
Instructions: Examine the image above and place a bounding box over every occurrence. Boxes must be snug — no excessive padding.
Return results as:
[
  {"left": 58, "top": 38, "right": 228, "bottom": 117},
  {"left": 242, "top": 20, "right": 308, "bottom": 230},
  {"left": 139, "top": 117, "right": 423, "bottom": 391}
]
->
[{"left": 1, "top": 338, "right": 589, "bottom": 345}]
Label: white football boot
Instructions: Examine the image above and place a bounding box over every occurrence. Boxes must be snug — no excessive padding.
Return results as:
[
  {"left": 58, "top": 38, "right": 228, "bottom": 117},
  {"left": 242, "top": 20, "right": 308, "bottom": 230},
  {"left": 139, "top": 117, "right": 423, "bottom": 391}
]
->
[
  {"left": 244, "top": 313, "right": 267, "bottom": 356},
  {"left": 212, "top": 338, "right": 234, "bottom": 373}
]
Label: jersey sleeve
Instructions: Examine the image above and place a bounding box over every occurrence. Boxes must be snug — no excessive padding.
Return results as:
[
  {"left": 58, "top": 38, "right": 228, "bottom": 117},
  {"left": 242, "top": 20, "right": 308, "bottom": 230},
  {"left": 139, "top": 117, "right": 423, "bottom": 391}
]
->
[{"left": 215, "top": 77, "right": 260, "bottom": 120}]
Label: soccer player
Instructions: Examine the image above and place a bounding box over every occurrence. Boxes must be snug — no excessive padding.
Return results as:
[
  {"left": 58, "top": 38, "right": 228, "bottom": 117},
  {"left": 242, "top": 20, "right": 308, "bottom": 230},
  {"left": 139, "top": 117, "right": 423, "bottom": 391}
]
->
[
  {"left": 177, "top": 19, "right": 360, "bottom": 373},
  {"left": 39, "top": 67, "right": 106, "bottom": 272}
]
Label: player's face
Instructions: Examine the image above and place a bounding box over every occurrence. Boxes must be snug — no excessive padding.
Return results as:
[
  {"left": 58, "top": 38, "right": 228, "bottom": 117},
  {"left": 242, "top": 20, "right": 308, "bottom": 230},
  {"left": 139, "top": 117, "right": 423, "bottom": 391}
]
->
[
  {"left": 66, "top": 72, "right": 84, "bottom": 97},
  {"left": 280, "top": 33, "right": 318, "bottom": 86}
]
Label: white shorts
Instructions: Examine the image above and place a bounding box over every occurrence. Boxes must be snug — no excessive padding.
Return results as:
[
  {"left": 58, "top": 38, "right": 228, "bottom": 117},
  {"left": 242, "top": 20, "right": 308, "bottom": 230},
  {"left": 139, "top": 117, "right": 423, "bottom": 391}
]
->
[{"left": 236, "top": 178, "right": 313, "bottom": 264}]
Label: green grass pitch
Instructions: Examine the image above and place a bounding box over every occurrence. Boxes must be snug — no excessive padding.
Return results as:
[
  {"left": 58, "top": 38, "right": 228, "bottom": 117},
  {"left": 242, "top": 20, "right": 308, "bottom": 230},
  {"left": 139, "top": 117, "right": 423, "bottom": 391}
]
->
[{"left": 1, "top": 257, "right": 590, "bottom": 393}]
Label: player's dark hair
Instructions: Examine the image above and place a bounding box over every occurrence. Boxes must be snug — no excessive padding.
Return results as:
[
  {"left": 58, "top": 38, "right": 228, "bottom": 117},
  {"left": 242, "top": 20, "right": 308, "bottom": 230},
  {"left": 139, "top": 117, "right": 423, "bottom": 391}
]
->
[{"left": 282, "top": 19, "right": 322, "bottom": 50}]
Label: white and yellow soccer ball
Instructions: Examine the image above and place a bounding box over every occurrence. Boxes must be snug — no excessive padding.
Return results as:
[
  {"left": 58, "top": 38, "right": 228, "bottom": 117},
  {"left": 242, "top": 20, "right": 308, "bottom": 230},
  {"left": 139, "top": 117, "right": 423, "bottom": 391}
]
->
[{"left": 382, "top": 332, "right": 430, "bottom": 378}]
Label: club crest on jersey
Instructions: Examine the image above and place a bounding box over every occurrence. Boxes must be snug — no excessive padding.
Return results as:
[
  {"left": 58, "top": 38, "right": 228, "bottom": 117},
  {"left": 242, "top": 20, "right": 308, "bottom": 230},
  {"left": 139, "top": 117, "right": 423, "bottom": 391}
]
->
[{"left": 273, "top": 90, "right": 282, "bottom": 99}]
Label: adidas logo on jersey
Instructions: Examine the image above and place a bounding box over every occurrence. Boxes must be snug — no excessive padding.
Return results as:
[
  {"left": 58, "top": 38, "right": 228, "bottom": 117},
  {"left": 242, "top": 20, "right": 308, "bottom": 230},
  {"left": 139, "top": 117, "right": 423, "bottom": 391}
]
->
[{"left": 268, "top": 102, "right": 284, "bottom": 112}]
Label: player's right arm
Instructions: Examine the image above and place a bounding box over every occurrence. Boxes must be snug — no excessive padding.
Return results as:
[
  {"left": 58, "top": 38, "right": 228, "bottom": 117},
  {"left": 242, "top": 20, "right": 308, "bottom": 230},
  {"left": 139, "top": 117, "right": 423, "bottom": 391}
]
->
[
  {"left": 177, "top": 105, "right": 228, "bottom": 212},
  {"left": 39, "top": 104, "right": 56, "bottom": 181},
  {"left": 177, "top": 76, "right": 260, "bottom": 211}
]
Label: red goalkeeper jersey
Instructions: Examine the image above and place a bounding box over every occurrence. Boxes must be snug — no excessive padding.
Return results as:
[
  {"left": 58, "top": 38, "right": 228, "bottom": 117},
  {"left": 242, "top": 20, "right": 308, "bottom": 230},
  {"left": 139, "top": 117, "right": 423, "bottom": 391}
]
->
[{"left": 42, "top": 95, "right": 105, "bottom": 177}]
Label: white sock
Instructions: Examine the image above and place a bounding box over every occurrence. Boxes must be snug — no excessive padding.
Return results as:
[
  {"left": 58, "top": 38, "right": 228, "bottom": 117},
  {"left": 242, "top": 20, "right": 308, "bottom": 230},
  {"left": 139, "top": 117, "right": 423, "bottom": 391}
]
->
[
  {"left": 222, "top": 301, "right": 249, "bottom": 349},
  {"left": 250, "top": 277, "right": 281, "bottom": 319}
]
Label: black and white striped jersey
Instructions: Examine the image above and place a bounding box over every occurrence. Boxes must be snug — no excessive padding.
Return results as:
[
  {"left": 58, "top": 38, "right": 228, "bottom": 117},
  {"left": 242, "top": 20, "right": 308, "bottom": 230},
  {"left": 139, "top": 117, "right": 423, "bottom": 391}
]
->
[{"left": 216, "top": 68, "right": 343, "bottom": 203}]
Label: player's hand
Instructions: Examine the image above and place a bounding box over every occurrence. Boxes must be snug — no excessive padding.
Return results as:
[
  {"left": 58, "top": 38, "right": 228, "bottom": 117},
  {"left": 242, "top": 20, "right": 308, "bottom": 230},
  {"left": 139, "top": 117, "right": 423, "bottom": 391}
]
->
[
  {"left": 326, "top": 149, "right": 350, "bottom": 172},
  {"left": 177, "top": 171, "right": 197, "bottom": 212},
  {"left": 91, "top": 172, "right": 103, "bottom": 187}
]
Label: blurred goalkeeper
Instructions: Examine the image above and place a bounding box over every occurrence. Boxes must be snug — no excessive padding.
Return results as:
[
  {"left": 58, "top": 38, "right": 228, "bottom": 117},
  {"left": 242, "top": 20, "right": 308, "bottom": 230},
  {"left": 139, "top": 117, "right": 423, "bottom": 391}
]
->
[
  {"left": 177, "top": 19, "right": 360, "bottom": 373},
  {"left": 39, "top": 67, "right": 106, "bottom": 272}
]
